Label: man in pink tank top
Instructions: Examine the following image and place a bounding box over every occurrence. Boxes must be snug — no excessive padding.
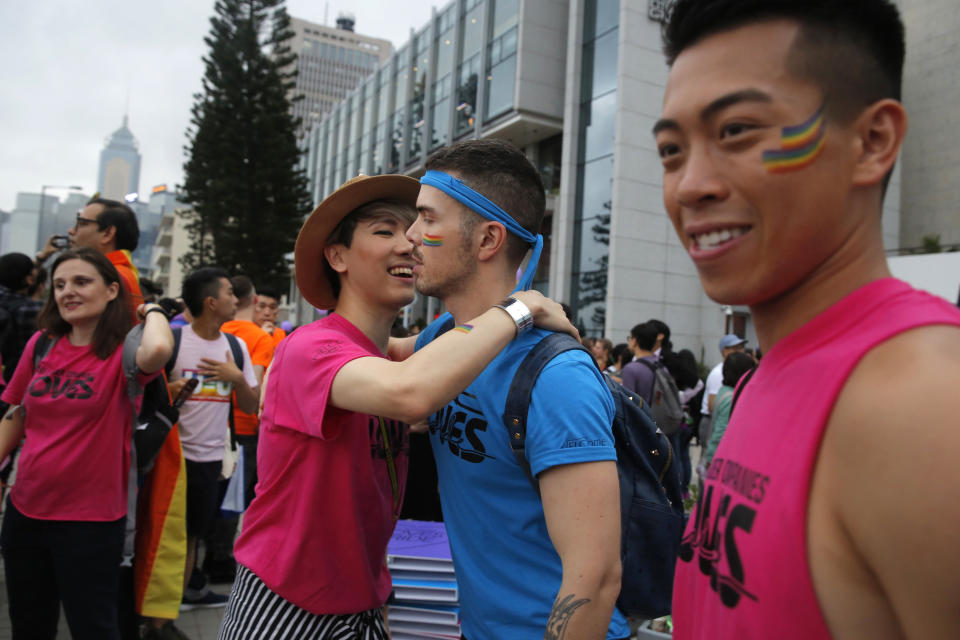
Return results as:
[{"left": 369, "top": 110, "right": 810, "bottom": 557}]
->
[{"left": 654, "top": 1, "right": 960, "bottom": 638}]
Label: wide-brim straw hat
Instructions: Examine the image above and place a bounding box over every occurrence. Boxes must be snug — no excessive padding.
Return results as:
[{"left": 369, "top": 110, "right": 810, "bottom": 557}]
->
[{"left": 295, "top": 174, "right": 421, "bottom": 310}]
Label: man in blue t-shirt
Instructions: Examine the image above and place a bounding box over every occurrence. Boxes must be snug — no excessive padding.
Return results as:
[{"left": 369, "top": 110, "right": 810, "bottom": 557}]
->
[{"left": 399, "top": 139, "right": 629, "bottom": 640}]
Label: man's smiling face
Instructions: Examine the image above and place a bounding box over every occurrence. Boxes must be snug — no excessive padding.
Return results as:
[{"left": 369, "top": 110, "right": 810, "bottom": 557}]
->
[{"left": 656, "top": 20, "right": 859, "bottom": 307}]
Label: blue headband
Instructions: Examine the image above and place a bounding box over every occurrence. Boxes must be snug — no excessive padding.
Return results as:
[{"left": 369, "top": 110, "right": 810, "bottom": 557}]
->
[{"left": 420, "top": 170, "right": 543, "bottom": 291}]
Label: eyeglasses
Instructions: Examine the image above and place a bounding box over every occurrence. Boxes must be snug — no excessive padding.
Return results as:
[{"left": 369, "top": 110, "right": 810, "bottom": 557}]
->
[{"left": 75, "top": 213, "right": 98, "bottom": 228}]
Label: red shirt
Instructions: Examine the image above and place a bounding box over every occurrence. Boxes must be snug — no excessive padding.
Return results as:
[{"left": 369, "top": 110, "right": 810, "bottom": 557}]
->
[
  {"left": 234, "top": 313, "right": 409, "bottom": 614},
  {"left": 1, "top": 332, "right": 156, "bottom": 521}
]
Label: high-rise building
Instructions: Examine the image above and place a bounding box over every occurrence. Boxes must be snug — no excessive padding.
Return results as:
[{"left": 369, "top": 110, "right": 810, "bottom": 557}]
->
[
  {"left": 288, "top": 15, "right": 393, "bottom": 140},
  {"left": 299, "top": 0, "right": 949, "bottom": 367},
  {"left": 97, "top": 115, "right": 141, "bottom": 201}
]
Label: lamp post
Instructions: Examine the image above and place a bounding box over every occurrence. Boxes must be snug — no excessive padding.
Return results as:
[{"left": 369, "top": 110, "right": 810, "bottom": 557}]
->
[{"left": 38, "top": 184, "right": 83, "bottom": 252}]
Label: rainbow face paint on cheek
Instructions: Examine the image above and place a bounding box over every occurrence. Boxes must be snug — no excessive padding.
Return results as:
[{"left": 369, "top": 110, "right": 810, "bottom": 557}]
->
[
  {"left": 762, "top": 105, "right": 826, "bottom": 174},
  {"left": 422, "top": 234, "right": 444, "bottom": 247},
  {"left": 453, "top": 324, "right": 474, "bottom": 333}
]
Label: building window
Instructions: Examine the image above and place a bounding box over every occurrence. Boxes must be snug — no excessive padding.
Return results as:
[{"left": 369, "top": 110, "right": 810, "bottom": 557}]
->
[
  {"left": 484, "top": 25, "right": 517, "bottom": 121},
  {"left": 455, "top": 54, "right": 480, "bottom": 136},
  {"left": 431, "top": 74, "right": 451, "bottom": 150},
  {"left": 571, "top": 0, "right": 619, "bottom": 337}
]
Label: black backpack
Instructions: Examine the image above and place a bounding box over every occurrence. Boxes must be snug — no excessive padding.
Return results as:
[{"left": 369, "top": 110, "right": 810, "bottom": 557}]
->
[{"left": 503, "top": 332, "right": 685, "bottom": 619}]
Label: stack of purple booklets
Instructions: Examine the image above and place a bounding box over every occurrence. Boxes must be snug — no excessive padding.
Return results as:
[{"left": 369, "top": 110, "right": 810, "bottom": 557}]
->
[{"left": 387, "top": 520, "right": 460, "bottom": 639}]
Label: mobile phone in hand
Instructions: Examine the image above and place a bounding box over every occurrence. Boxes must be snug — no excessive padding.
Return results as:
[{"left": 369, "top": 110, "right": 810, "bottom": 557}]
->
[{"left": 172, "top": 378, "right": 199, "bottom": 409}]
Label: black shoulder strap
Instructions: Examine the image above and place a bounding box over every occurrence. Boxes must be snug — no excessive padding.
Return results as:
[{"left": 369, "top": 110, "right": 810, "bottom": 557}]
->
[
  {"left": 730, "top": 366, "right": 757, "bottom": 416},
  {"left": 224, "top": 332, "right": 244, "bottom": 370},
  {"left": 165, "top": 327, "right": 182, "bottom": 377},
  {"left": 33, "top": 332, "right": 54, "bottom": 370},
  {"left": 502, "top": 333, "right": 590, "bottom": 489}
]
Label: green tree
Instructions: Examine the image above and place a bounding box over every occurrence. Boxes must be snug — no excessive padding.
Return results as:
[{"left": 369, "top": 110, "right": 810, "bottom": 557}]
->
[{"left": 181, "top": 0, "right": 311, "bottom": 293}]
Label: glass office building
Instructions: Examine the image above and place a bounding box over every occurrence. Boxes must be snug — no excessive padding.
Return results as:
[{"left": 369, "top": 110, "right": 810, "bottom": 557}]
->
[{"left": 298, "top": 0, "right": 905, "bottom": 368}]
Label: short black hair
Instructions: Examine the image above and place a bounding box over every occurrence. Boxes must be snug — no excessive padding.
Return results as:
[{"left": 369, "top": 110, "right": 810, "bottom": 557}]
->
[
  {"left": 663, "top": 0, "right": 905, "bottom": 124},
  {"left": 722, "top": 351, "right": 756, "bottom": 387},
  {"left": 611, "top": 342, "right": 631, "bottom": 368},
  {"left": 0, "top": 253, "right": 35, "bottom": 291},
  {"left": 256, "top": 288, "right": 280, "bottom": 301},
  {"left": 425, "top": 139, "right": 545, "bottom": 266},
  {"left": 630, "top": 321, "right": 660, "bottom": 352},
  {"left": 89, "top": 198, "right": 140, "bottom": 251},
  {"left": 182, "top": 267, "right": 229, "bottom": 317}
]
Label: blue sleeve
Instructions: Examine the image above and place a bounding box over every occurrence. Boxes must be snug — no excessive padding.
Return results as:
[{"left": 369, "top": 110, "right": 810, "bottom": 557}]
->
[
  {"left": 525, "top": 350, "right": 618, "bottom": 477},
  {"left": 414, "top": 312, "right": 453, "bottom": 352}
]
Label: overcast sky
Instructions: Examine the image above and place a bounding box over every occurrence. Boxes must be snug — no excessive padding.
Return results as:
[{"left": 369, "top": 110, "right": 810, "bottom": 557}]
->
[{"left": 0, "top": 0, "right": 437, "bottom": 213}]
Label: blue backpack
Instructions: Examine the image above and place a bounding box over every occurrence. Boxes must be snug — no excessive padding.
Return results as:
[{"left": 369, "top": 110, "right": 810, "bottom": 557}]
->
[
  {"left": 417, "top": 316, "right": 685, "bottom": 618},
  {"left": 503, "top": 332, "right": 685, "bottom": 619}
]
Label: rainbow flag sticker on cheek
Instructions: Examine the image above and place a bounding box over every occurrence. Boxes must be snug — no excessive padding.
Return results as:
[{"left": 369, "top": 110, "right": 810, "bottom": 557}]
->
[
  {"left": 762, "top": 105, "right": 827, "bottom": 174},
  {"left": 423, "top": 234, "right": 444, "bottom": 247}
]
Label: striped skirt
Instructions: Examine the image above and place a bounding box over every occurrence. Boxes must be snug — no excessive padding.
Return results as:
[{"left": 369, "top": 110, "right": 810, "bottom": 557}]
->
[{"left": 218, "top": 564, "right": 389, "bottom": 640}]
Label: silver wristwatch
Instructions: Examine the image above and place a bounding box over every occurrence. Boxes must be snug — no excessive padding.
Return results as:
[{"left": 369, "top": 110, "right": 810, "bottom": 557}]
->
[{"left": 493, "top": 296, "right": 534, "bottom": 336}]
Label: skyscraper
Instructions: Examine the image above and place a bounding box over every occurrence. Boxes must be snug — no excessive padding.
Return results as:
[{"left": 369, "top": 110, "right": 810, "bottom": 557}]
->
[
  {"left": 288, "top": 15, "right": 393, "bottom": 140},
  {"left": 97, "top": 115, "right": 141, "bottom": 201}
]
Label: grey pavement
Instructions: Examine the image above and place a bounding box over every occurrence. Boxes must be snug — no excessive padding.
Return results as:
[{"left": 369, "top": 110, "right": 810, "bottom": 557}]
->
[{"left": 0, "top": 505, "right": 231, "bottom": 640}]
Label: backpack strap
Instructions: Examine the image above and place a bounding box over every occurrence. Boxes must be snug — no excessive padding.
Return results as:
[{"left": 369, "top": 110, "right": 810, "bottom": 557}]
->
[
  {"left": 165, "top": 327, "right": 182, "bottom": 377},
  {"left": 633, "top": 357, "right": 659, "bottom": 403},
  {"left": 224, "top": 332, "right": 244, "bottom": 371},
  {"left": 502, "top": 333, "right": 591, "bottom": 490},
  {"left": 730, "top": 366, "right": 757, "bottom": 416},
  {"left": 223, "top": 331, "right": 245, "bottom": 447},
  {"left": 32, "top": 332, "right": 56, "bottom": 371}
]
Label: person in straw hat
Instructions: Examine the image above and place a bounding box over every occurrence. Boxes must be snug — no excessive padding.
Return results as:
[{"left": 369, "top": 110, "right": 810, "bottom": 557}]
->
[{"left": 217, "top": 173, "right": 576, "bottom": 640}]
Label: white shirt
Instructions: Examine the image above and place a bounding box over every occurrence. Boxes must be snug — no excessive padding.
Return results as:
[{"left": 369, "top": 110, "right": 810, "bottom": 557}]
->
[{"left": 701, "top": 362, "right": 723, "bottom": 416}]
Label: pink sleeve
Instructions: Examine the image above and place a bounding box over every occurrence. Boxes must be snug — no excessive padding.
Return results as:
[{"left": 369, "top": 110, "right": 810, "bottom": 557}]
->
[
  {"left": 269, "top": 329, "right": 372, "bottom": 440},
  {"left": 1, "top": 332, "right": 43, "bottom": 406}
]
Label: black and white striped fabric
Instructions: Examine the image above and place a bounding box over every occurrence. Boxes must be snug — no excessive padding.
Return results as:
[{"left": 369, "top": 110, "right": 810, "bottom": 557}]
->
[{"left": 218, "top": 564, "right": 389, "bottom": 640}]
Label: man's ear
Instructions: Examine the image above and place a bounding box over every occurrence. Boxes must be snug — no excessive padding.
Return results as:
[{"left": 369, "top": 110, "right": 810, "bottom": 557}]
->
[
  {"left": 476, "top": 221, "right": 508, "bottom": 263},
  {"left": 850, "top": 99, "right": 908, "bottom": 188},
  {"left": 99, "top": 224, "right": 117, "bottom": 250},
  {"left": 323, "top": 244, "right": 347, "bottom": 274}
]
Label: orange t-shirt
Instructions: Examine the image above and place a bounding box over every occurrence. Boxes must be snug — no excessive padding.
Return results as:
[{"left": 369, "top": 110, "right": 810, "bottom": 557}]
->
[
  {"left": 107, "top": 249, "right": 143, "bottom": 321},
  {"left": 269, "top": 327, "right": 287, "bottom": 348},
  {"left": 221, "top": 319, "right": 274, "bottom": 436}
]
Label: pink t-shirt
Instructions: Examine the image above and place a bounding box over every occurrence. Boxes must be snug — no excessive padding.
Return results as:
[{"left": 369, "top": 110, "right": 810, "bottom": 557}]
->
[
  {"left": 673, "top": 279, "right": 960, "bottom": 639},
  {"left": 1, "top": 331, "right": 156, "bottom": 521},
  {"left": 168, "top": 324, "right": 257, "bottom": 462},
  {"left": 234, "top": 313, "right": 409, "bottom": 615}
]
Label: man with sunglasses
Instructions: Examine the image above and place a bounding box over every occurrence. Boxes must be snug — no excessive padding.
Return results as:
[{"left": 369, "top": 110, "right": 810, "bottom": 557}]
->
[{"left": 68, "top": 198, "right": 144, "bottom": 314}]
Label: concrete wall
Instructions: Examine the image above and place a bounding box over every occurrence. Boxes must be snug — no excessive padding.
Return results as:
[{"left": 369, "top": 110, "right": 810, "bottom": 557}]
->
[
  {"left": 888, "top": 252, "right": 960, "bottom": 304},
  {"left": 898, "top": 0, "right": 960, "bottom": 248}
]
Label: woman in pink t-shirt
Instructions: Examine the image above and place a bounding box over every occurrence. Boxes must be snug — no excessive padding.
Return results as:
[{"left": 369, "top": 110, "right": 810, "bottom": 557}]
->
[{"left": 0, "top": 248, "right": 174, "bottom": 640}]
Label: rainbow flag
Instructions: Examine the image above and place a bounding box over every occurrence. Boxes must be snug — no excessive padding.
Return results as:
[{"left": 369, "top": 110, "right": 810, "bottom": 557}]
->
[
  {"left": 762, "top": 106, "right": 826, "bottom": 174},
  {"left": 423, "top": 234, "right": 444, "bottom": 247}
]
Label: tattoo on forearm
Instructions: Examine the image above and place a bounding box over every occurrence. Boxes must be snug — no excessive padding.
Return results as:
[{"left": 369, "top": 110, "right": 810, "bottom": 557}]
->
[{"left": 544, "top": 593, "right": 590, "bottom": 640}]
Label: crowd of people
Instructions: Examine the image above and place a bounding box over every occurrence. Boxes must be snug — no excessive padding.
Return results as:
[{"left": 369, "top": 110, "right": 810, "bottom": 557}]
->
[{"left": 1, "top": 0, "right": 960, "bottom": 639}]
